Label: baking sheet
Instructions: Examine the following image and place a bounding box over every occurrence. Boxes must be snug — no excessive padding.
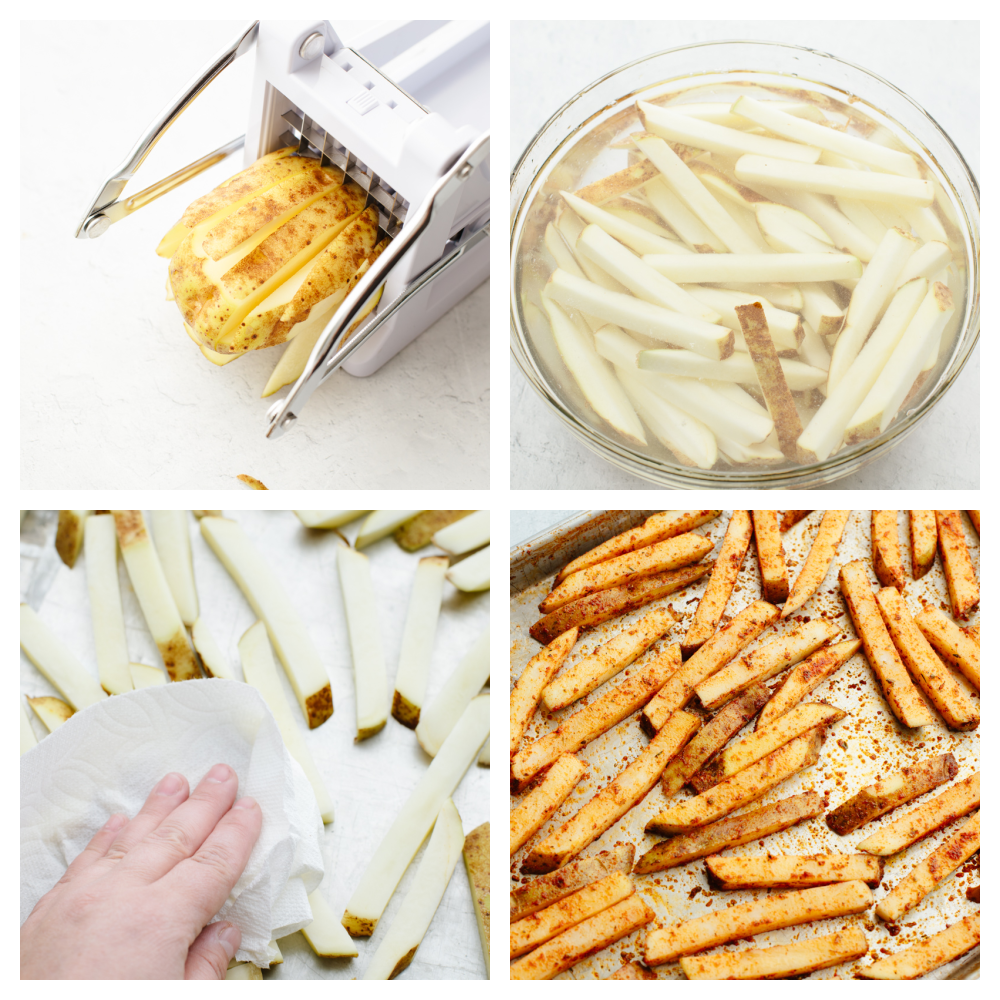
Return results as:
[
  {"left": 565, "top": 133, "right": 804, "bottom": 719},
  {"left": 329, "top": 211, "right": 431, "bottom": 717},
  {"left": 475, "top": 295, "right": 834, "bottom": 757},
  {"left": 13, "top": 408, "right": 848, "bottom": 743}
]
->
[
  {"left": 21, "top": 510, "right": 489, "bottom": 980},
  {"left": 510, "top": 510, "right": 979, "bottom": 980}
]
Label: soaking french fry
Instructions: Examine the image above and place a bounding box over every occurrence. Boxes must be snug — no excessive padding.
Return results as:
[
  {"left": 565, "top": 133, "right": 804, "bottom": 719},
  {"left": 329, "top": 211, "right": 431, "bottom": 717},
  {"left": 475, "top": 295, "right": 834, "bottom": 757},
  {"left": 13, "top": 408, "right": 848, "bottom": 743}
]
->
[
  {"left": 909, "top": 510, "right": 937, "bottom": 579},
  {"left": 935, "top": 510, "right": 979, "bottom": 619},
  {"left": 560, "top": 189, "right": 685, "bottom": 256},
  {"left": 705, "top": 853, "right": 883, "bottom": 890},
  {"left": 682, "top": 286, "right": 803, "bottom": 351},
  {"left": 913, "top": 606, "right": 979, "bottom": 690},
  {"left": 858, "top": 914, "right": 979, "bottom": 979},
  {"left": 782, "top": 192, "right": 877, "bottom": 261},
  {"left": 838, "top": 560, "right": 933, "bottom": 728},
  {"left": 857, "top": 771, "right": 980, "bottom": 856},
  {"left": 779, "top": 510, "right": 813, "bottom": 532},
  {"left": 782, "top": 510, "right": 851, "bottom": 618},
  {"left": 752, "top": 510, "right": 790, "bottom": 604},
  {"left": 607, "top": 961, "right": 657, "bottom": 980},
  {"left": 644, "top": 176, "right": 726, "bottom": 253},
  {"left": 510, "top": 754, "right": 586, "bottom": 854},
  {"left": 871, "top": 510, "right": 906, "bottom": 590},
  {"left": 825, "top": 753, "right": 958, "bottom": 835},
  {"left": 644, "top": 251, "right": 863, "bottom": 284},
  {"left": 510, "top": 629, "right": 579, "bottom": 755},
  {"left": 633, "top": 792, "right": 823, "bottom": 874},
  {"left": 575, "top": 158, "right": 660, "bottom": 203}
]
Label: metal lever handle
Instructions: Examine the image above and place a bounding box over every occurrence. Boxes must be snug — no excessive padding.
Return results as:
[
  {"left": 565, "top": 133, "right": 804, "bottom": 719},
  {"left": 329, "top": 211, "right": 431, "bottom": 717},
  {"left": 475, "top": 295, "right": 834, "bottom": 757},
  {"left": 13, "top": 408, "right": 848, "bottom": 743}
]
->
[{"left": 75, "top": 20, "right": 259, "bottom": 239}]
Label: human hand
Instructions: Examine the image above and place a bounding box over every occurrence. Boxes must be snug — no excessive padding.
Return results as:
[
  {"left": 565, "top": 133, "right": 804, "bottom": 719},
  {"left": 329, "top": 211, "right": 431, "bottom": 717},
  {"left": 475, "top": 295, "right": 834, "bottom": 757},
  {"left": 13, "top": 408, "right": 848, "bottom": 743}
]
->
[{"left": 21, "top": 763, "right": 262, "bottom": 980}]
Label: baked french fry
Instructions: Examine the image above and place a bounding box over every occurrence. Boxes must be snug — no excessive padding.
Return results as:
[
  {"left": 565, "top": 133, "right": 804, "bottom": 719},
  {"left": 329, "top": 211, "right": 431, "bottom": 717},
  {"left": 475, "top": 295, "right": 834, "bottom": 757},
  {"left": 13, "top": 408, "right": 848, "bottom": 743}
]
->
[
  {"left": 782, "top": 510, "right": 851, "bottom": 618},
  {"left": 510, "top": 754, "right": 586, "bottom": 854},
  {"left": 875, "top": 587, "right": 979, "bottom": 731},
  {"left": 644, "top": 880, "right": 873, "bottom": 966},
  {"left": 779, "top": 510, "right": 813, "bottom": 532},
  {"left": 967, "top": 510, "right": 979, "bottom": 534},
  {"left": 753, "top": 511, "right": 790, "bottom": 604},
  {"left": 875, "top": 812, "right": 979, "bottom": 922},
  {"left": 935, "top": 510, "right": 979, "bottom": 618},
  {"left": 909, "top": 510, "right": 937, "bottom": 579},
  {"left": 541, "top": 607, "right": 676, "bottom": 712},
  {"left": 607, "top": 961, "right": 657, "bottom": 980},
  {"left": 705, "top": 853, "right": 883, "bottom": 890},
  {"left": 510, "top": 629, "right": 579, "bottom": 756},
  {"left": 857, "top": 771, "right": 979, "bottom": 856},
  {"left": 871, "top": 510, "right": 906, "bottom": 590},
  {"left": 522, "top": 710, "right": 699, "bottom": 873},
  {"left": 511, "top": 645, "right": 681, "bottom": 791},
  {"left": 826, "top": 753, "right": 958, "bottom": 835},
  {"left": 838, "top": 560, "right": 933, "bottom": 727},
  {"left": 858, "top": 914, "right": 979, "bottom": 979},
  {"left": 682, "top": 510, "right": 753, "bottom": 655},
  {"left": 642, "top": 599, "right": 780, "bottom": 732},
  {"left": 966, "top": 885, "right": 979, "bottom": 904},
  {"left": 913, "top": 606, "right": 980, "bottom": 691},
  {"left": 529, "top": 563, "right": 712, "bottom": 645}
]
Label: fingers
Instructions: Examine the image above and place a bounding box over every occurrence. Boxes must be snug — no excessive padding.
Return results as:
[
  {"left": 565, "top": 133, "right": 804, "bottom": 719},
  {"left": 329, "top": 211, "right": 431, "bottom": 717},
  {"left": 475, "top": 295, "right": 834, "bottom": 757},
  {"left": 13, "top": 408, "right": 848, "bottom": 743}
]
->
[
  {"left": 61, "top": 813, "right": 128, "bottom": 879},
  {"left": 101, "top": 772, "right": 191, "bottom": 863},
  {"left": 184, "top": 921, "right": 241, "bottom": 980}
]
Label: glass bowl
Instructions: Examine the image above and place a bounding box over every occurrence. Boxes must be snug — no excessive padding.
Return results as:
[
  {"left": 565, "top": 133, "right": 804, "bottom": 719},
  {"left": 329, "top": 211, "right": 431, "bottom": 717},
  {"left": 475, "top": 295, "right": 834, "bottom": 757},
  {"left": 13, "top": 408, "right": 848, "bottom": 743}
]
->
[{"left": 510, "top": 41, "right": 979, "bottom": 488}]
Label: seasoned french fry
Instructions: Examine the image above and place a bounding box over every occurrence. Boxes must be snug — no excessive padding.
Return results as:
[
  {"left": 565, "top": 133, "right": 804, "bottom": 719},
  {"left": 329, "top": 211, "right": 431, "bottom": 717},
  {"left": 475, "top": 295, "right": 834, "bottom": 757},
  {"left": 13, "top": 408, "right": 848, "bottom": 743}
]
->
[
  {"left": 682, "top": 510, "right": 753, "bottom": 655},
  {"left": 752, "top": 511, "right": 789, "bottom": 604},
  {"left": 909, "top": 510, "right": 937, "bottom": 579},
  {"left": 858, "top": 914, "right": 979, "bottom": 979},
  {"left": 826, "top": 753, "right": 958, "bottom": 835},
  {"left": 966, "top": 885, "right": 979, "bottom": 904},
  {"left": 857, "top": 771, "right": 980, "bottom": 856},
  {"left": 607, "top": 961, "right": 657, "bottom": 980},
  {"left": 782, "top": 510, "right": 851, "bottom": 618},
  {"left": 705, "top": 854, "right": 883, "bottom": 890},
  {"left": 913, "top": 606, "right": 980, "bottom": 690},
  {"left": 935, "top": 510, "right": 979, "bottom": 618},
  {"left": 875, "top": 813, "right": 979, "bottom": 922},
  {"left": 510, "top": 754, "right": 586, "bottom": 855},
  {"left": 838, "top": 560, "right": 933, "bottom": 727},
  {"left": 779, "top": 510, "right": 813, "bottom": 532},
  {"left": 510, "top": 629, "right": 579, "bottom": 755},
  {"left": 871, "top": 510, "right": 906, "bottom": 590},
  {"left": 967, "top": 510, "right": 979, "bottom": 534},
  {"left": 522, "top": 711, "right": 699, "bottom": 873}
]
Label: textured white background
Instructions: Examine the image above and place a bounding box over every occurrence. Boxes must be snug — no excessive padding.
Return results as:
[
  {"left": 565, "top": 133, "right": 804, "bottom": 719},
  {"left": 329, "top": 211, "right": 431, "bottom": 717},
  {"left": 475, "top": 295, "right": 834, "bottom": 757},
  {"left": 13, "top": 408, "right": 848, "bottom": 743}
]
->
[
  {"left": 510, "top": 20, "right": 979, "bottom": 490},
  {"left": 21, "top": 21, "right": 489, "bottom": 489}
]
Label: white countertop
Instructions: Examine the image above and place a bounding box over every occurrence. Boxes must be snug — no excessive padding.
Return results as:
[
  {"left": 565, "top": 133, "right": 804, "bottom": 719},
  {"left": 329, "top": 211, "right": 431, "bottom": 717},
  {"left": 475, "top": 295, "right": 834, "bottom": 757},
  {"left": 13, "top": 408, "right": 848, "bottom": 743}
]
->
[
  {"left": 510, "top": 20, "right": 979, "bottom": 490},
  {"left": 21, "top": 21, "right": 488, "bottom": 489}
]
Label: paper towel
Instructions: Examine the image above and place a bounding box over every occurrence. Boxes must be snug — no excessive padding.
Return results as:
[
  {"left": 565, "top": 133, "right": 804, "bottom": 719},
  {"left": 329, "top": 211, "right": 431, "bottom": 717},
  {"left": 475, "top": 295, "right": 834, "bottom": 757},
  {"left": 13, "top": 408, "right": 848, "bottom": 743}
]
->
[{"left": 20, "top": 678, "right": 323, "bottom": 966}]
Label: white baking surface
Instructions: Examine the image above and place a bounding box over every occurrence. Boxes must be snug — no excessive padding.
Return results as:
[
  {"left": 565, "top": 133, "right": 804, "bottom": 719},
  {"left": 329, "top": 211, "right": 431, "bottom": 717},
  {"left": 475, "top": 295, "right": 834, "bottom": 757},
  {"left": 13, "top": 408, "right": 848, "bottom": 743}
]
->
[
  {"left": 21, "top": 510, "right": 489, "bottom": 979},
  {"left": 510, "top": 21, "right": 979, "bottom": 490},
  {"left": 21, "top": 21, "right": 488, "bottom": 489}
]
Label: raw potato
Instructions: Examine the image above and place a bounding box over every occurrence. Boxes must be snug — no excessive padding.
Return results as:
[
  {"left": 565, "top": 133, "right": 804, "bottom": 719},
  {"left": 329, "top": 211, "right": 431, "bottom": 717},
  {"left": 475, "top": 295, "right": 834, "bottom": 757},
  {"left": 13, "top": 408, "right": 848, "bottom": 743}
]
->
[
  {"left": 237, "top": 474, "right": 268, "bottom": 490},
  {"left": 431, "top": 510, "right": 488, "bottom": 555},
  {"left": 129, "top": 662, "right": 167, "bottom": 688},
  {"left": 395, "top": 510, "right": 473, "bottom": 551},
  {"left": 510, "top": 754, "right": 586, "bottom": 854},
  {"left": 463, "top": 823, "right": 490, "bottom": 976},
  {"left": 301, "top": 889, "right": 359, "bottom": 958},
  {"left": 913, "top": 607, "right": 980, "bottom": 690},
  {"left": 27, "top": 695, "right": 75, "bottom": 733},
  {"left": 55, "top": 510, "right": 88, "bottom": 568},
  {"left": 909, "top": 509, "right": 937, "bottom": 579},
  {"left": 753, "top": 510, "right": 790, "bottom": 604},
  {"left": 225, "top": 963, "right": 263, "bottom": 980},
  {"left": 446, "top": 546, "right": 490, "bottom": 592},
  {"left": 509, "top": 629, "right": 579, "bottom": 756},
  {"left": 935, "top": 510, "right": 979, "bottom": 618},
  {"left": 191, "top": 617, "right": 237, "bottom": 681},
  {"left": 149, "top": 510, "right": 199, "bottom": 626},
  {"left": 858, "top": 914, "right": 979, "bottom": 979},
  {"left": 782, "top": 510, "right": 851, "bottom": 618},
  {"left": 21, "top": 702, "right": 38, "bottom": 754},
  {"left": 355, "top": 510, "right": 423, "bottom": 549},
  {"left": 871, "top": 510, "right": 906, "bottom": 590},
  {"left": 705, "top": 854, "right": 883, "bottom": 890},
  {"left": 84, "top": 514, "right": 133, "bottom": 695},
  {"left": 294, "top": 510, "right": 369, "bottom": 529}
]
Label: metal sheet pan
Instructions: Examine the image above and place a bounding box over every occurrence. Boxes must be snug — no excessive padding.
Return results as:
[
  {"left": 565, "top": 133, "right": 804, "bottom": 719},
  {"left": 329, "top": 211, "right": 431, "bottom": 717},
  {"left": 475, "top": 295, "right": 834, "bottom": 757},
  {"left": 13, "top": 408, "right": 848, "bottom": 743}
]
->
[
  {"left": 510, "top": 510, "right": 979, "bottom": 980},
  {"left": 21, "top": 510, "right": 489, "bottom": 980}
]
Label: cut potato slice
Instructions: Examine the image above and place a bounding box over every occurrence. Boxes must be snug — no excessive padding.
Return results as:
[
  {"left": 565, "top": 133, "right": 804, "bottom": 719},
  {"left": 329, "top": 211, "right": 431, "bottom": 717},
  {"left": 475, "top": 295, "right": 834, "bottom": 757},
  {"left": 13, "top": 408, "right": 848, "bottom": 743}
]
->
[
  {"left": 301, "top": 890, "right": 358, "bottom": 957},
  {"left": 191, "top": 617, "right": 237, "bottom": 681},
  {"left": 129, "top": 663, "right": 167, "bottom": 688},
  {"left": 55, "top": 510, "right": 88, "bottom": 568},
  {"left": 294, "top": 510, "right": 369, "bottom": 529},
  {"left": 463, "top": 823, "right": 490, "bottom": 975},
  {"left": 20, "top": 702, "right": 38, "bottom": 754},
  {"left": 431, "top": 510, "right": 488, "bottom": 555},
  {"left": 510, "top": 754, "right": 586, "bottom": 854},
  {"left": 84, "top": 514, "right": 133, "bottom": 695},
  {"left": 225, "top": 962, "right": 263, "bottom": 980},
  {"left": 355, "top": 511, "right": 423, "bottom": 549},
  {"left": 858, "top": 914, "right": 979, "bottom": 979},
  {"left": 446, "top": 546, "right": 490, "bottom": 592},
  {"left": 149, "top": 510, "right": 199, "bottom": 627},
  {"left": 27, "top": 695, "right": 75, "bottom": 732}
]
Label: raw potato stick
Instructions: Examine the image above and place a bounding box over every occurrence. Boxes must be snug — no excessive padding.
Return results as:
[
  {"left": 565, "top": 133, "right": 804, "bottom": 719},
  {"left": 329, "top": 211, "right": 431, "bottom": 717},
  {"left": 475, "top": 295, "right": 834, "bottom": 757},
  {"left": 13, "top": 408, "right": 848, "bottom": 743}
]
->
[
  {"left": 706, "top": 853, "right": 883, "bottom": 890},
  {"left": 446, "top": 545, "right": 490, "bottom": 592},
  {"left": 643, "top": 251, "right": 863, "bottom": 284},
  {"left": 540, "top": 532, "right": 714, "bottom": 613},
  {"left": 782, "top": 510, "right": 852, "bottom": 618},
  {"left": 522, "top": 710, "right": 699, "bottom": 873},
  {"left": 511, "top": 646, "right": 681, "bottom": 791},
  {"left": 875, "top": 812, "right": 979, "bottom": 922},
  {"left": 302, "top": 890, "right": 358, "bottom": 958},
  {"left": 875, "top": 587, "right": 979, "bottom": 731},
  {"left": 857, "top": 771, "right": 980, "bottom": 856},
  {"left": 913, "top": 607, "right": 979, "bottom": 690},
  {"left": 510, "top": 754, "right": 587, "bottom": 854},
  {"left": 190, "top": 618, "right": 236, "bottom": 681},
  {"left": 871, "top": 510, "right": 906, "bottom": 590},
  {"left": 20, "top": 702, "right": 37, "bottom": 755},
  {"left": 644, "top": 880, "right": 873, "bottom": 966},
  {"left": 838, "top": 560, "right": 933, "bottom": 728},
  {"left": 509, "top": 893, "right": 655, "bottom": 980},
  {"left": 83, "top": 514, "right": 132, "bottom": 695},
  {"left": 752, "top": 510, "right": 790, "bottom": 604},
  {"left": 28, "top": 696, "right": 74, "bottom": 732},
  {"left": 294, "top": 510, "right": 369, "bottom": 529},
  {"left": 541, "top": 606, "right": 676, "bottom": 711},
  {"left": 634, "top": 792, "right": 823, "bottom": 874},
  {"left": 149, "top": 510, "right": 199, "bottom": 627},
  {"left": 129, "top": 663, "right": 166, "bottom": 688},
  {"left": 636, "top": 345, "right": 826, "bottom": 390},
  {"left": 430, "top": 509, "right": 488, "bottom": 555},
  {"left": 55, "top": 510, "right": 89, "bottom": 568},
  {"left": 510, "top": 846, "right": 635, "bottom": 922},
  {"left": 463, "top": 823, "right": 490, "bottom": 975},
  {"left": 510, "top": 629, "right": 579, "bottom": 755},
  {"left": 355, "top": 510, "right": 423, "bottom": 549},
  {"left": 935, "top": 510, "right": 979, "bottom": 618},
  {"left": 607, "top": 961, "right": 657, "bottom": 980},
  {"left": 682, "top": 510, "right": 753, "bottom": 655},
  {"left": 575, "top": 158, "right": 660, "bottom": 204},
  {"left": 737, "top": 304, "right": 804, "bottom": 461},
  {"left": 858, "top": 914, "right": 979, "bottom": 979},
  {"left": 560, "top": 190, "right": 683, "bottom": 256},
  {"left": 825, "top": 753, "right": 958, "bottom": 835},
  {"left": 909, "top": 510, "right": 937, "bottom": 579},
  {"left": 780, "top": 510, "right": 813, "bottom": 532}
]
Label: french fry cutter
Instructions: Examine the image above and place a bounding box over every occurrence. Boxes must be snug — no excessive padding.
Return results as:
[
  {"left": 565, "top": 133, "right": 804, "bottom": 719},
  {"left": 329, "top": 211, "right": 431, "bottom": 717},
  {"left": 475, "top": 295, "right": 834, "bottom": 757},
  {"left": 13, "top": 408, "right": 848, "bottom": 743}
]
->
[{"left": 75, "top": 20, "right": 490, "bottom": 438}]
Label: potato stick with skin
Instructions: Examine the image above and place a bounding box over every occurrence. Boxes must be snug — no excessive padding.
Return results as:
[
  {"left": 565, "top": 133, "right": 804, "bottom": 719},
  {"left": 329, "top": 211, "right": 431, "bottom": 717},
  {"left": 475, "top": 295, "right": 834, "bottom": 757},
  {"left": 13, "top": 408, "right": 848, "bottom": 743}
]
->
[
  {"left": 782, "top": 510, "right": 851, "bottom": 618},
  {"left": 28, "top": 696, "right": 74, "bottom": 733},
  {"left": 858, "top": 771, "right": 979, "bottom": 856},
  {"left": 690, "top": 703, "right": 845, "bottom": 792},
  {"left": 512, "top": 646, "right": 682, "bottom": 791},
  {"left": 560, "top": 189, "right": 685, "bottom": 256},
  {"left": 706, "top": 854, "right": 882, "bottom": 891},
  {"left": 838, "top": 560, "right": 933, "bottom": 728},
  {"left": 682, "top": 510, "right": 753, "bottom": 655},
  {"left": 510, "top": 629, "right": 579, "bottom": 755},
  {"left": 642, "top": 600, "right": 780, "bottom": 733},
  {"left": 540, "top": 533, "right": 714, "bottom": 614},
  {"left": 645, "top": 880, "right": 873, "bottom": 967},
  {"left": 876, "top": 812, "right": 979, "bottom": 922},
  {"left": 661, "top": 683, "right": 769, "bottom": 795},
  {"left": 510, "top": 755, "right": 587, "bottom": 854},
  {"left": 913, "top": 607, "right": 979, "bottom": 690},
  {"left": 510, "top": 846, "right": 635, "bottom": 922},
  {"left": 645, "top": 729, "right": 823, "bottom": 835},
  {"left": 644, "top": 175, "right": 726, "bottom": 252},
  {"left": 871, "top": 510, "right": 906, "bottom": 590},
  {"left": 909, "top": 510, "right": 937, "bottom": 579},
  {"left": 541, "top": 607, "right": 676, "bottom": 712},
  {"left": 302, "top": 890, "right": 358, "bottom": 958},
  {"left": 84, "top": 514, "right": 132, "bottom": 696},
  {"left": 555, "top": 510, "right": 721, "bottom": 585},
  {"left": 935, "top": 510, "right": 979, "bottom": 619},
  {"left": 531, "top": 563, "right": 712, "bottom": 645},
  {"left": 826, "top": 753, "right": 958, "bottom": 835},
  {"left": 55, "top": 510, "right": 88, "bottom": 568},
  {"left": 510, "top": 871, "right": 635, "bottom": 958},
  {"left": 752, "top": 510, "right": 790, "bottom": 604},
  {"left": 634, "top": 792, "right": 823, "bottom": 874},
  {"left": 680, "top": 926, "right": 868, "bottom": 980},
  {"left": 858, "top": 914, "right": 979, "bottom": 980},
  {"left": 607, "top": 961, "right": 657, "bottom": 980},
  {"left": 695, "top": 618, "right": 838, "bottom": 712},
  {"left": 780, "top": 510, "right": 813, "bottom": 532},
  {"left": 575, "top": 158, "right": 660, "bottom": 204},
  {"left": 875, "top": 587, "right": 979, "bottom": 731},
  {"left": 756, "top": 639, "right": 862, "bottom": 730},
  {"left": 967, "top": 509, "right": 979, "bottom": 534},
  {"left": 522, "top": 711, "right": 699, "bottom": 873},
  {"left": 605, "top": 201, "right": 680, "bottom": 240},
  {"left": 510, "top": 894, "right": 655, "bottom": 980},
  {"left": 644, "top": 250, "right": 862, "bottom": 284}
]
